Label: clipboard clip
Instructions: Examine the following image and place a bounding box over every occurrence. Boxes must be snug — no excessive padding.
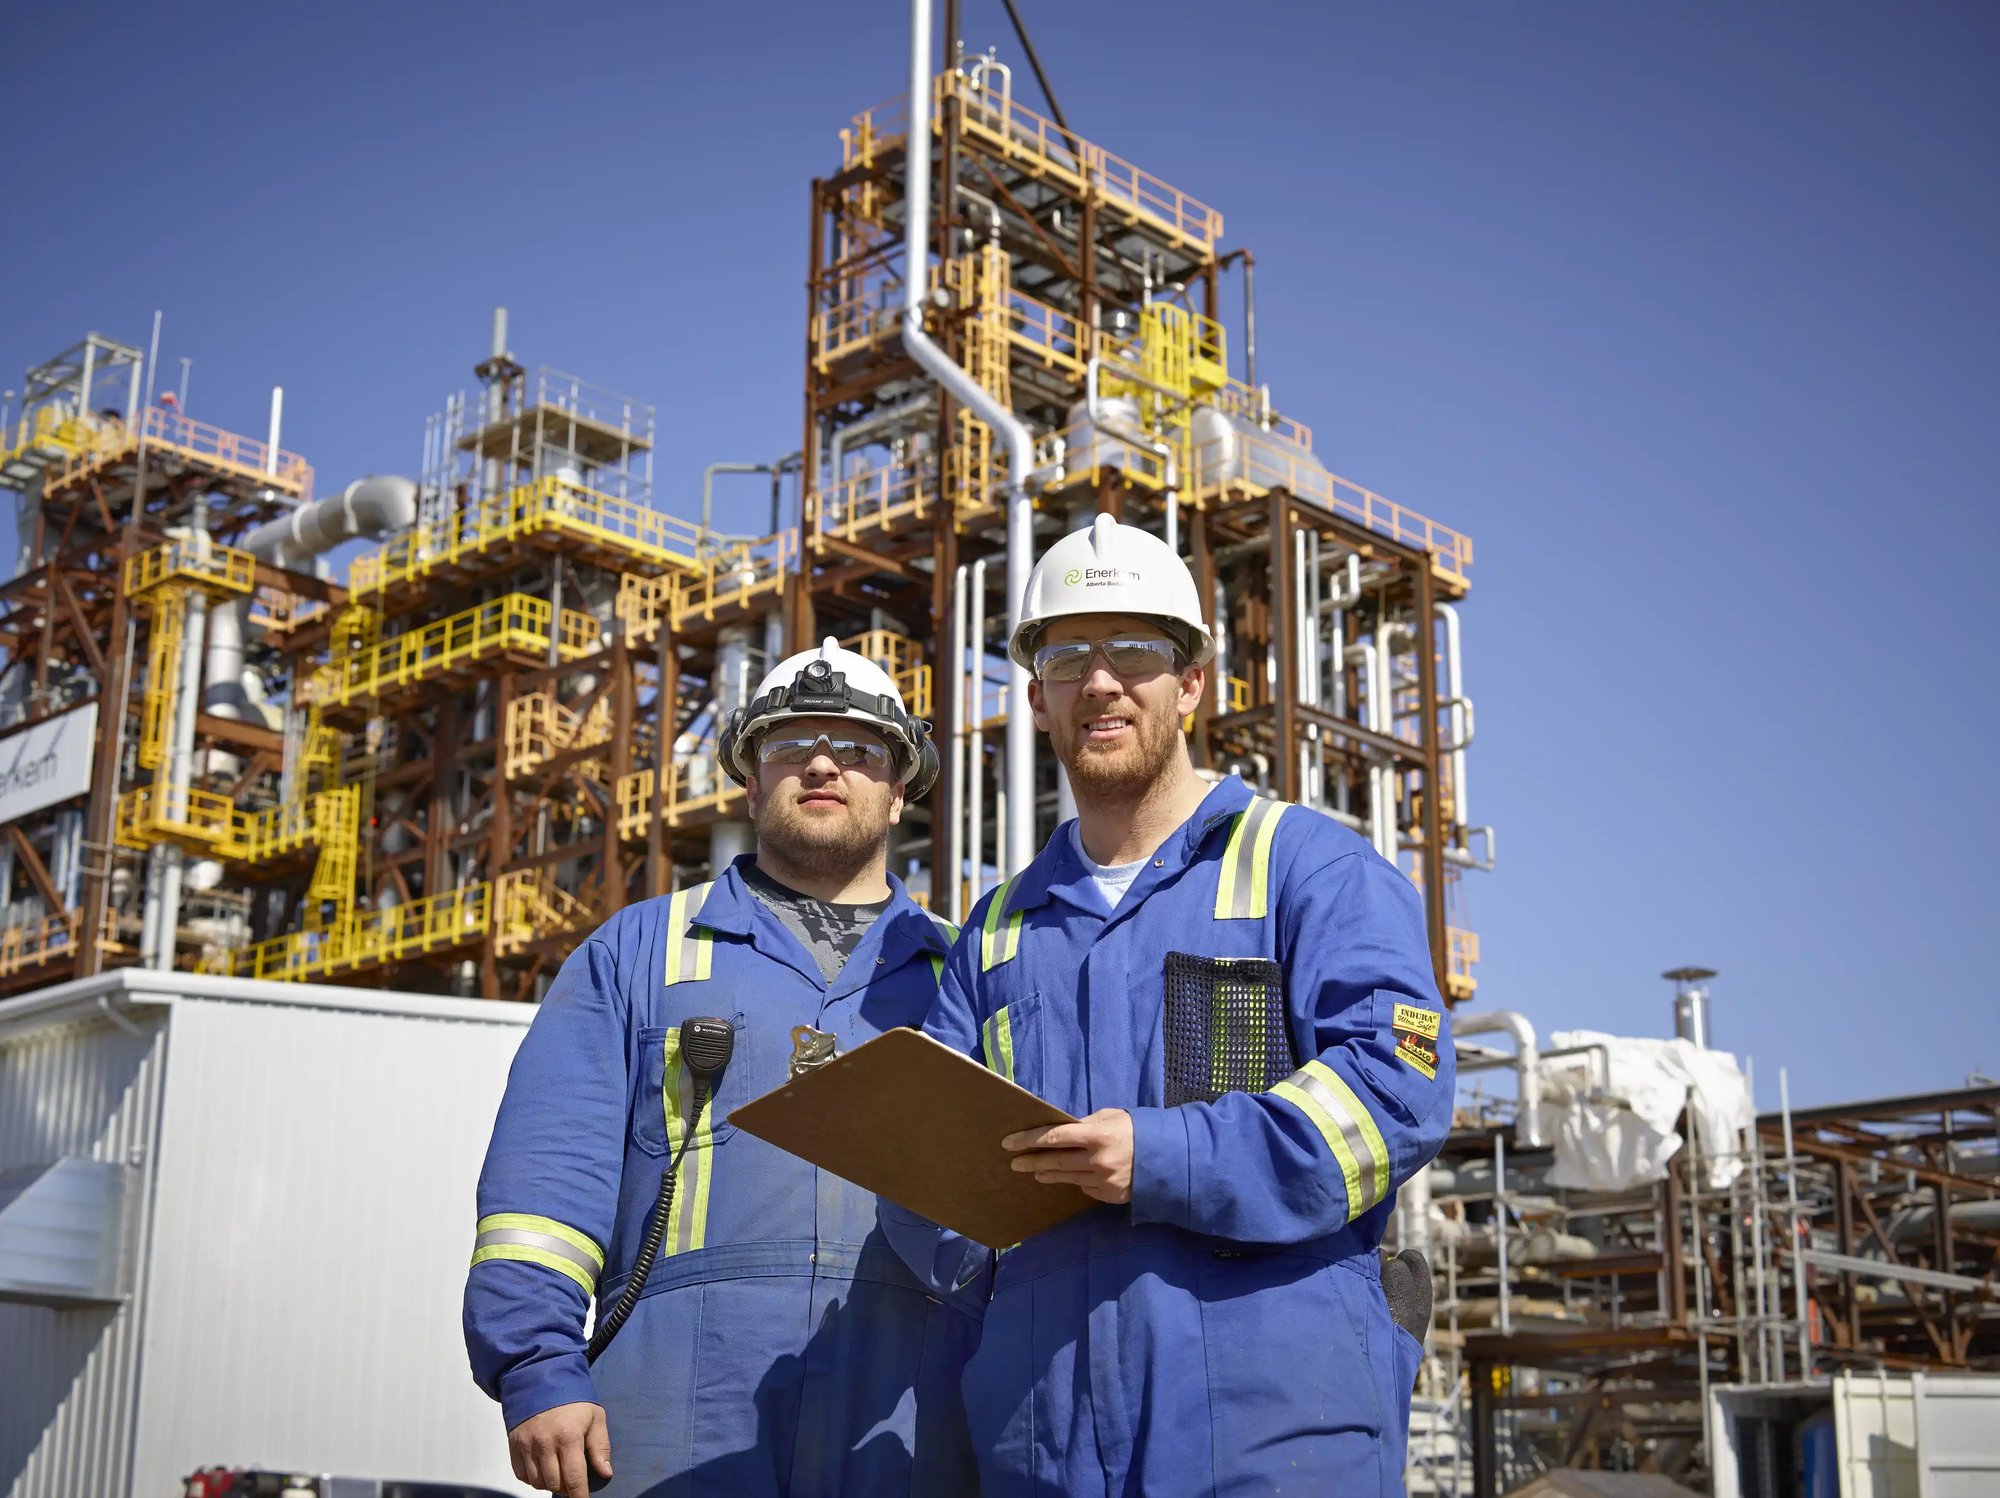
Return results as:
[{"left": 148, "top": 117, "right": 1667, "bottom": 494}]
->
[{"left": 790, "top": 1025, "right": 839, "bottom": 1080}]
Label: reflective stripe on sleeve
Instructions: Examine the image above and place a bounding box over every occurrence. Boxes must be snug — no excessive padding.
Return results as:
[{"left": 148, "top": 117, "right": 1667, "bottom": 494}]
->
[
  {"left": 1270, "top": 1058, "right": 1392, "bottom": 1221},
  {"left": 470, "top": 1213, "right": 604, "bottom": 1294}
]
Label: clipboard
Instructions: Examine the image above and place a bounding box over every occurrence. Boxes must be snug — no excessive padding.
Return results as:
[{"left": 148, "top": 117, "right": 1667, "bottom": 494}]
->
[{"left": 727, "top": 1026, "right": 1094, "bottom": 1249}]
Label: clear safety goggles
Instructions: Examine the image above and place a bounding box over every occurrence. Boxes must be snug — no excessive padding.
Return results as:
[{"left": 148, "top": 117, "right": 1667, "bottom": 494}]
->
[
  {"left": 757, "top": 732, "right": 895, "bottom": 771},
  {"left": 1032, "top": 637, "right": 1181, "bottom": 684}
]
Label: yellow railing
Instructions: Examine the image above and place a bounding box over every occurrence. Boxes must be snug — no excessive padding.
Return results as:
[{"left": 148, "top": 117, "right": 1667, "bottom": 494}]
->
[
  {"left": 53, "top": 405, "right": 311, "bottom": 500},
  {"left": 942, "top": 71, "right": 1222, "bottom": 253},
  {"left": 124, "top": 537, "right": 256, "bottom": 599},
  {"left": 811, "top": 466, "right": 935, "bottom": 545},
  {"left": 349, "top": 474, "right": 702, "bottom": 599},
  {"left": 225, "top": 882, "right": 491, "bottom": 982},
  {"left": 0, "top": 912, "right": 81, "bottom": 978},
  {"left": 1003, "top": 289, "right": 1091, "bottom": 377},
  {"left": 810, "top": 280, "right": 906, "bottom": 373},
  {"left": 1044, "top": 416, "right": 1175, "bottom": 493},
  {"left": 671, "top": 532, "right": 795, "bottom": 627},
  {"left": 2, "top": 407, "right": 100, "bottom": 473},
  {"left": 504, "top": 693, "right": 612, "bottom": 781},
  {"left": 1190, "top": 429, "right": 1475, "bottom": 586},
  {"left": 615, "top": 756, "right": 744, "bottom": 840},
  {"left": 615, "top": 573, "right": 674, "bottom": 646},
  {"left": 1223, "top": 676, "right": 1252, "bottom": 714},
  {"left": 1447, "top": 926, "right": 1480, "bottom": 1000},
  {"left": 841, "top": 629, "right": 933, "bottom": 719},
  {"left": 1213, "top": 381, "right": 1313, "bottom": 454},
  {"left": 137, "top": 588, "right": 185, "bottom": 771},
  {"left": 494, "top": 869, "right": 598, "bottom": 957},
  {"left": 841, "top": 92, "right": 909, "bottom": 171},
  {"left": 114, "top": 784, "right": 350, "bottom": 863},
  {"left": 298, "top": 593, "right": 600, "bottom": 709},
  {"left": 248, "top": 588, "right": 330, "bottom": 638}
]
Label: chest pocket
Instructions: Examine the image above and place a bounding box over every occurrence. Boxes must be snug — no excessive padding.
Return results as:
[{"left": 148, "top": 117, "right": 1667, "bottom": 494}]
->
[
  {"left": 632, "top": 1015, "right": 751, "bottom": 1156},
  {"left": 980, "top": 992, "right": 1044, "bottom": 1094},
  {"left": 1162, "top": 952, "right": 1293, "bottom": 1105}
]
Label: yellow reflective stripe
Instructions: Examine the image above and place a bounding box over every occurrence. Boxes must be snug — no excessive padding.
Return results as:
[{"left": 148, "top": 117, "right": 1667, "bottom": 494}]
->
[
  {"left": 1302, "top": 1060, "right": 1390, "bottom": 1211},
  {"left": 983, "top": 1006, "right": 1016, "bottom": 1083},
  {"left": 662, "top": 887, "right": 689, "bottom": 983},
  {"left": 1271, "top": 1077, "right": 1364, "bottom": 1216},
  {"left": 665, "top": 1116, "right": 713, "bottom": 1255},
  {"left": 470, "top": 1213, "right": 604, "bottom": 1293},
  {"left": 1215, "top": 798, "right": 1288, "bottom": 919},
  {"left": 662, "top": 882, "right": 715, "bottom": 986},
  {"left": 928, "top": 953, "right": 945, "bottom": 982},
  {"left": 475, "top": 1213, "right": 604, "bottom": 1269},
  {"left": 1214, "top": 815, "right": 1249, "bottom": 919},
  {"left": 470, "top": 1242, "right": 595, "bottom": 1294},
  {"left": 1247, "top": 801, "right": 1288, "bottom": 918},
  {"left": 662, "top": 1026, "right": 684, "bottom": 1148},
  {"left": 980, "top": 881, "right": 1022, "bottom": 970}
]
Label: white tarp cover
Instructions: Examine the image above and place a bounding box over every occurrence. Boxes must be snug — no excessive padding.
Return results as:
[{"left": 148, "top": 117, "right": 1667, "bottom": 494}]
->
[{"left": 1541, "top": 1031, "right": 1754, "bottom": 1191}]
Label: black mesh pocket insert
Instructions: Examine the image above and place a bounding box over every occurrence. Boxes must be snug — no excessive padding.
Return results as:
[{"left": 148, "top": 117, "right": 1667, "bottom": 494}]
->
[{"left": 1162, "top": 951, "right": 1292, "bottom": 1106}]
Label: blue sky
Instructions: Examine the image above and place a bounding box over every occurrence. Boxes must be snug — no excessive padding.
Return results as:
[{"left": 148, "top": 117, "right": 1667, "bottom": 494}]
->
[{"left": 3, "top": 2, "right": 1993, "bottom": 1107}]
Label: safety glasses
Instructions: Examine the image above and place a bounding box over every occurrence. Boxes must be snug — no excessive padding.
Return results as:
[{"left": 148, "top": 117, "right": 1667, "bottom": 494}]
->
[
  {"left": 757, "top": 733, "right": 894, "bottom": 771},
  {"left": 1032, "top": 637, "right": 1181, "bottom": 684}
]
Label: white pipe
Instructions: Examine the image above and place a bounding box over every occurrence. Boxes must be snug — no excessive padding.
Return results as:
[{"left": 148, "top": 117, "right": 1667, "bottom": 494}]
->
[
  {"left": 1211, "top": 579, "right": 1230, "bottom": 712},
  {"left": 1349, "top": 641, "right": 1389, "bottom": 860},
  {"left": 207, "top": 475, "right": 419, "bottom": 720},
  {"left": 265, "top": 387, "right": 283, "bottom": 476},
  {"left": 1376, "top": 622, "right": 1413, "bottom": 861},
  {"left": 1454, "top": 1009, "right": 1543, "bottom": 1149},
  {"left": 906, "top": 0, "right": 1037, "bottom": 875},
  {"left": 1436, "top": 602, "right": 1471, "bottom": 832},
  {"left": 945, "top": 564, "right": 967, "bottom": 921},
  {"left": 968, "top": 558, "right": 986, "bottom": 900},
  {"left": 1152, "top": 441, "right": 1178, "bottom": 553},
  {"left": 829, "top": 392, "right": 933, "bottom": 490}
]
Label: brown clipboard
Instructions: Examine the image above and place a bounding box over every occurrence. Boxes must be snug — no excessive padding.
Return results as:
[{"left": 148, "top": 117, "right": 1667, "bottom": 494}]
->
[{"left": 727, "top": 1026, "right": 1095, "bottom": 1249}]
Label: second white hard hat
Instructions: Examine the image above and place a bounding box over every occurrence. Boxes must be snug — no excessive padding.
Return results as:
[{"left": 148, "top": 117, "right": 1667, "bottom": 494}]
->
[
  {"left": 718, "top": 636, "right": 939, "bottom": 796},
  {"left": 1007, "top": 514, "right": 1216, "bottom": 670}
]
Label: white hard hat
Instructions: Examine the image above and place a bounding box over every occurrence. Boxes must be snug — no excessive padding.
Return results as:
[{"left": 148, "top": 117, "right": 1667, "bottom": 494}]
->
[
  {"left": 1008, "top": 514, "right": 1216, "bottom": 670},
  {"left": 718, "top": 636, "right": 938, "bottom": 796}
]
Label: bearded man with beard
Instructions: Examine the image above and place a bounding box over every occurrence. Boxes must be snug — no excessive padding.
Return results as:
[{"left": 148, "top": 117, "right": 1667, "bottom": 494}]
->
[
  {"left": 466, "top": 639, "right": 978, "bottom": 1498},
  {"left": 884, "top": 516, "right": 1455, "bottom": 1497}
]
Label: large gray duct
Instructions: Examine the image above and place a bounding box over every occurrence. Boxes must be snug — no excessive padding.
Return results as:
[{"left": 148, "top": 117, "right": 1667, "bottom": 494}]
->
[{"left": 206, "top": 475, "right": 418, "bottom": 719}]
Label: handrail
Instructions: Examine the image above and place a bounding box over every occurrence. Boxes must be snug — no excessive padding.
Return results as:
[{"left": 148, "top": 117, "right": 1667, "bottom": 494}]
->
[{"left": 1192, "top": 429, "right": 1475, "bottom": 584}]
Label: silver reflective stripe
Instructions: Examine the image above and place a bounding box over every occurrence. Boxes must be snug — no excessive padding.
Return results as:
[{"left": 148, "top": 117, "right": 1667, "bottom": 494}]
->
[
  {"left": 665, "top": 881, "right": 716, "bottom": 985},
  {"left": 1291, "top": 1068, "right": 1388, "bottom": 1215},
  {"left": 472, "top": 1226, "right": 601, "bottom": 1287},
  {"left": 1220, "top": 796, "right": 1284, "bottom": 919}
]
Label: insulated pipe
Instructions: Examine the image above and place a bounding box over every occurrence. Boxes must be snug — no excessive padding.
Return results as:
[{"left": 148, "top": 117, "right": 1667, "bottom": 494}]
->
[
  {"left": 208, "top": 474, "right": 419, "bottom": 720},
  {"left": 906, "top": 0, "right": 1038, "bottom": 875},
  {"left": 1436, "top": 602, "right": 1472, "bottom": 832},
  {"left": 1152, "top": 441, "right": 1179, "bottom": 553},
  {"left": 702, "top": 463, "right": 775, "bottom": 551},
  {"left": 968, "top": 558, "right": 987, "bottom": 900},
  {"left": 1211, "top": 579, "right": 1230, "bottom": 712},
  {"left": 1348, "top": 642, "right": 1388, "bottom": 860},
  {"left": 945, "top": 566, "right": 968, "bottom": 921},
  {"left": 1454, "top": 1009, "right": 1544, "bottom": 1149},
  {"left": 1376, "top": 621, "right": 1414, "bottom": 861},
  {"left": 828, "top": 393, "right": 933, "bottom": 491}
]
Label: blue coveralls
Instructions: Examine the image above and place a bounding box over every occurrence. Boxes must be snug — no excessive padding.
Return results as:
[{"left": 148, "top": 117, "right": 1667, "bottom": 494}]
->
[
  {"left": 464, "top": 858, "right": 982, "bottom": 1496},
  {"left": 883, "top": 776, "right": 1455, "bottom": 1497}
]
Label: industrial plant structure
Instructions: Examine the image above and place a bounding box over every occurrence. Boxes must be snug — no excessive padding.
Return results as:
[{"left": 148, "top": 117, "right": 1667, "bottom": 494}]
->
[{"left": 0, "top": 6, "right": 1991, "bottom": 1494}]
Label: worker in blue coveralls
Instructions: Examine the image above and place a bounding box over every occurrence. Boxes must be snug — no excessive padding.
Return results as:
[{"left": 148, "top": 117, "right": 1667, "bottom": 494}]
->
[
  {"left": 882, "top": 514, "right": 1455, "bottom": 1496},
  {"left": 465, "top": 638, "right": 979, "bottom": 1498}
]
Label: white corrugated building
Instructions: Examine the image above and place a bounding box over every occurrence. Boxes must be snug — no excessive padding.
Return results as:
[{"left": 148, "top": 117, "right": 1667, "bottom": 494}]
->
[{"left": 0, "top": 969, "right": 535, "bottom": 1497}]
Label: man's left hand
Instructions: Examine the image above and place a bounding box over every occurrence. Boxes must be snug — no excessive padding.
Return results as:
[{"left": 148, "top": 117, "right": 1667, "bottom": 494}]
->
[{"left": 1003, "top": 1109, "right": 1134, "bottom": 1203}]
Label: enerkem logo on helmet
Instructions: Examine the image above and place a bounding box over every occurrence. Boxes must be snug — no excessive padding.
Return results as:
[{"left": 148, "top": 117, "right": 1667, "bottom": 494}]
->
[{"left": 1011, "top": 514, "right": 1215, "bottom": 669}]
